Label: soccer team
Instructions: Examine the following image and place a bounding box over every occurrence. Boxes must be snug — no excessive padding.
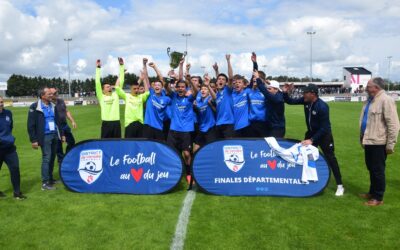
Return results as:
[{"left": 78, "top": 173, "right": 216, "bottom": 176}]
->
[{"left": 95, "top": 53, "right": 344, "bottom": 193}]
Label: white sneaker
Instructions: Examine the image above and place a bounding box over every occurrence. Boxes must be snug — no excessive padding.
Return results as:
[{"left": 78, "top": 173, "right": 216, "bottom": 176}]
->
[{"left": 335, "top": 185, "right": 344, "bottom": 196}]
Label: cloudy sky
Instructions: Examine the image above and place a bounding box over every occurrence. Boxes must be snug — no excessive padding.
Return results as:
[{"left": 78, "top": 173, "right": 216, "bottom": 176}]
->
[{"left": 1, "top": 0, "right": 399, "bottom": 82}]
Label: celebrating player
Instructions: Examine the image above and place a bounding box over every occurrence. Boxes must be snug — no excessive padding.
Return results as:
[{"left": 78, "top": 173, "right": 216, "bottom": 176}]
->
[
  {"left": 95, "top": 58, "right": 124, "bottom": 138},
  {"left": 115, "top": 58, "right": 150, "bottom": 138}
]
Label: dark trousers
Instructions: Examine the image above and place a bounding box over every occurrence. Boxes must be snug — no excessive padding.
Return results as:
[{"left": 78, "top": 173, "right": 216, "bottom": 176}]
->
[
  {"left": 234, "top": 126, "right": 250, "bottom": 138},
  {"left": 216, "top": 124, "right": 234, "bottom": 139},
  {"left": 249, "top": 121, "right": 269, "bottom": 137},
  {"left": 364, "top": 145, "right": 387, "bottom": 201},
  {"left": 101, "top": 121, "right": 121, "bottom": 138},
  {"left": 163, "top": 120, "right": 171, "bottom": 140},
  {"left": 306, "top": 132, "right": 343, "bottom": 185},
  {"left": 268, "top": 127, "right": 285, "bottom": 138},
  {"left": 0, "top": 146, "right": 21, "bottom": 194},
  {"left": 40, "top": 133, "right": 58, "bottom": 183},
  {"left": 57, "top": 125, "right": 75, "bottom": 164},
  {"left": 125, "top": 121, "right": 143, "bottom": 138}
]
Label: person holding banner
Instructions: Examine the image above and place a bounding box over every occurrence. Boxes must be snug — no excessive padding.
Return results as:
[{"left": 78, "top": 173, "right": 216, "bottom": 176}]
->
[
  {"left": 282, "top": 83, "right": 344, "bottom": 196},
  {"left": 213, "top": 55, "right": 235, "bottom": 138},
  {"left": 143, "top": 62, "right": 171, "bottom": 140},
  {"left": 359, "top": 77, "right": 399, "bottom": 206},
  {"left": 115, "top": 58, "right": 150, "bottom": 138},
  {"left": 193, "top": 74, "right": 217, "bottom": 152},
  {"left": 27, "top": 87, "right": 65, "bottom": 190},
  {"left": 95, "top": 58, "right": 124, "bottom": 138},
  {"left": 0, "top": 96, "right": 26, "bottom": 199},
  {"left": 164, "top": 70, "right": 198, "bottom": 182}
]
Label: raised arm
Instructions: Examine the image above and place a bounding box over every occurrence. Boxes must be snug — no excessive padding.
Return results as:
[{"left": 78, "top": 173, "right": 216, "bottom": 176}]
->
[
  {"left": 149, "top": 62, "right": 169, "bottom": 95},
  {"left": 189, "top": 76, "right": 198, "bottom": 97},
  {"left": 254, "top": 71, "right": 267, "bottom": 95},
  {"left": 95, "top": 59, "right": 102, "bottom": 100},
  {"left": 204, "top": 74, "right": 216, "bottom": 100},
  {"left": 118, "top": 57, "right": 125, "bottom": 88},
  {"left": 186, "top": 63, "right": 191, "bottom": 77},
  {"left": 114, "top": 57, "right": 127, "bottom": 99},
  {"left": 251, "top": 52, "right": 258, "bottom": 71},
  {"left": 114, "top": 57, "right": 125, "bottom": 87},
  {"left": 226, "top": 54, "right": 233, "bottom": 88},
  {"left": 212, "top": 62, "right": 219, "bottom": 78},
  {"left": 282, "top": 83, "right": 305, "bottom": 105},
  {"left": 184, "top": 63, "right": 192, "bottom": 83},
  {"left": 137, "top": 71, "right": 143, "bottom": 86},
  {"left": 248, "top": 52, "right": 258, "bottom": 88},
  {"left": 178, "top": 58, "right": 185, "bottom": 81},
  {"left": 149, "top": 62, "right": 165, "bottom": 85},
  {"left": 142, "top": 58, "right": 150, "bottom": 92}
]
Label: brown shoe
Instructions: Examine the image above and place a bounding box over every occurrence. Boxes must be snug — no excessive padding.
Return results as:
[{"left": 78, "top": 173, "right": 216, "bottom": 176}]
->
[
  {"left": 359, "top": 193, "right": 372, "bottom": 199},
  {"left": 364, "top": 199, "right": 384, "bottom": 206}
]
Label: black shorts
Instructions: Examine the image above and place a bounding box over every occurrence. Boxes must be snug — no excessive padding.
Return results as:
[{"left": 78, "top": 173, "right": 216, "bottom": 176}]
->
[
  {"left": 125, "top": 121, "right": 143, "bottom": 138},
  {"left": 191, "top": 123, "right": 200, "bottom": 143},
  {"left": 249, "top": 121, "right": 269, "bottom": 137},
  {"left": 167, "top": 130, "right": 192, "bottom": 152},
  {"left": 194, "top": 127, "right": 217, "bottom": 147},
  {"left": 215, "top": 124, "right": 234, "bottom": 139},
  {"left": 143, "top": 125, "right": 165, "bottom": 141},
  {"left": 234, "top": 126, "right": 251, "bottom": 138},
  {"left": 267, "top": 127, "right": 285, "bottom": 138},
  {"left": 163, "top": 119, "right": 171, "bottom": 140},
  {"left": 101, "top": 121, "right": 121, "bottom": 139}
]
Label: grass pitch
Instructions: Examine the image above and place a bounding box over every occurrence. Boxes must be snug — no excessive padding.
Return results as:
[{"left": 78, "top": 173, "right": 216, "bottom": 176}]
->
[{"left": 0, "top": 102, "right": 399, "bottom": 249}]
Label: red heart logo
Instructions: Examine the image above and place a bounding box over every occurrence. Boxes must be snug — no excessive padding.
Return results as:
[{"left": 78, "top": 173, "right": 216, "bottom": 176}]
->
[
  {"left": 267, "top": 160, "right": 277, "bottom": 170},
  {"left": 130, "top": 168, "right": 143, "bottom": 182}
]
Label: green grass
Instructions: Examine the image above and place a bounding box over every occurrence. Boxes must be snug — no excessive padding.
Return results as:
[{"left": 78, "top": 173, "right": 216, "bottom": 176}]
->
[{"left": 1, "top": 103, "right": 400, "bottom": 249}]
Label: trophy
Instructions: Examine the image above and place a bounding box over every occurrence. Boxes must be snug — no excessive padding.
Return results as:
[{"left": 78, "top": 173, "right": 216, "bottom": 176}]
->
[{"left": 167, "top": 47, "right": 187, "bottom": 69}]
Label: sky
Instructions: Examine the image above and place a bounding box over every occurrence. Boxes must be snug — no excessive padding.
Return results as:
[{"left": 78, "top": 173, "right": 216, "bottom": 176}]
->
[{"left": 0, "top": 0, "right": 399, "bottom": 82}]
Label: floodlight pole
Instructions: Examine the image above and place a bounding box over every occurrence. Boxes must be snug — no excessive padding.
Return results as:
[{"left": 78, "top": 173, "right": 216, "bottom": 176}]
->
[
  {"left": 64, "top": 38, "right": 72, "bottom": 97},
  {"left": 307, "top": 30, "right": 316, "bottom": 82},
  {"left": 387, "top": 56, "right": 392, "bottom": 92},
  {"left": 182, "top": 33, "right": 191, "bottom": 64}
]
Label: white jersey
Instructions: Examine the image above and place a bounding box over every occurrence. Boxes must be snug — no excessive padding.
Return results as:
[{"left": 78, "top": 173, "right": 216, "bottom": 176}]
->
[{"left": 265, "top": 137, "right": 319, "bottom": 183}]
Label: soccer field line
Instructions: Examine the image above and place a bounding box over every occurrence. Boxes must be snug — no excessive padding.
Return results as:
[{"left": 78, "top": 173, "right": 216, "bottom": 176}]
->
[{"left": 170, "top": 188, "right": 197, "bottom": 250}]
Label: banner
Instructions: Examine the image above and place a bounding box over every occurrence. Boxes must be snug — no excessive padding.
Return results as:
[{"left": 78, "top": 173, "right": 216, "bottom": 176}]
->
[
  {"left": 192, "top": 139, "right": 330, "bottom": 197},
  {"left": 60, "top": 139, "right": 183, "bottom": 194}
]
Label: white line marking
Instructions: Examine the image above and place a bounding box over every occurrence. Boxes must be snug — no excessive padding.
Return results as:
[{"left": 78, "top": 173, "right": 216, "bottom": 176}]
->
[{"left": 170, "top": 189, "right": 197, "bottom": 250}]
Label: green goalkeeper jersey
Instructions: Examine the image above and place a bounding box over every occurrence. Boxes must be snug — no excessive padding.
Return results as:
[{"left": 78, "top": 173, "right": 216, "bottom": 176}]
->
[
  {"left": 115, "top": 88, "right": 150, "bottom": 127},
  {"left": 95, "top": 65, "right": 124, "bottom": 121}
]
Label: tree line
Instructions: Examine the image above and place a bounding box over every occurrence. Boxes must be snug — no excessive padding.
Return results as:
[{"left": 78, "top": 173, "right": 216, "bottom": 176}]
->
[{"left": 4, "top": 73, "right": 399, "bottom": 97}]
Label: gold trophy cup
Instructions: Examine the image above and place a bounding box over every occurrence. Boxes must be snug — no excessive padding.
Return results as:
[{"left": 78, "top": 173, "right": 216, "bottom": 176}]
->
[{"left": 167, "top": 47, "right": 187, "bottom": 69}]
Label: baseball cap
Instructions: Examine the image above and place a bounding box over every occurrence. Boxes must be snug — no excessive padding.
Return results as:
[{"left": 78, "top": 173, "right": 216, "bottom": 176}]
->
[
  {"left": 303, "top": 83, "right": 318, "bottom": 94},
  {"left": 268, "top": 80, "right": 282, "bottom": 91}
]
